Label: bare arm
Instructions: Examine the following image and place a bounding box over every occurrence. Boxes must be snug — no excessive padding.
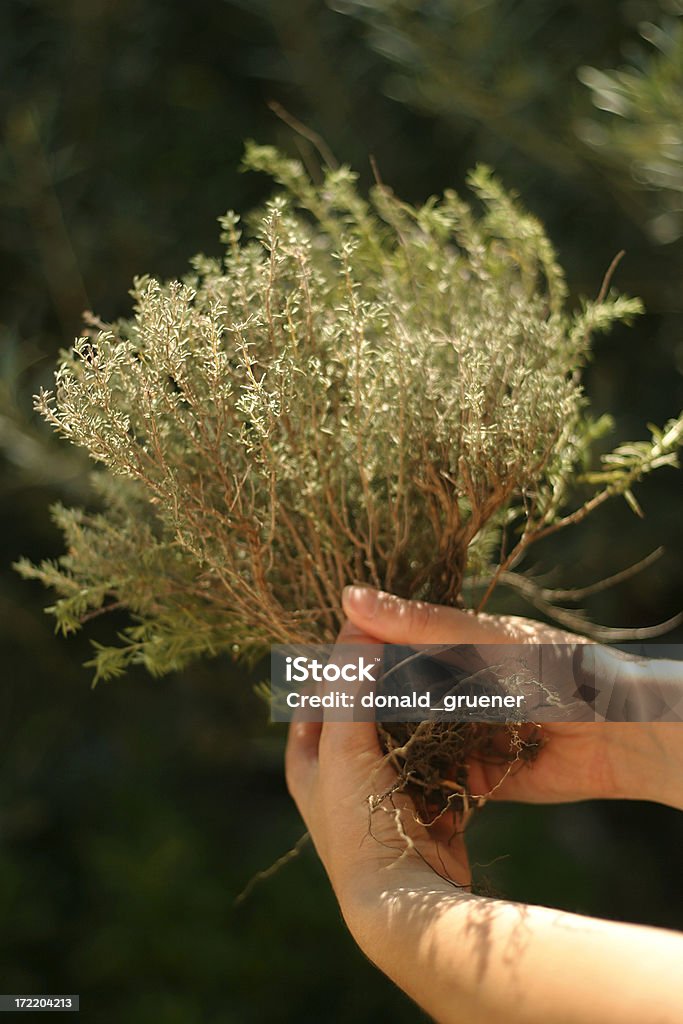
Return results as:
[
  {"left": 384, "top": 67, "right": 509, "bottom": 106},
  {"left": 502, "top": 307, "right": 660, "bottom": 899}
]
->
[
  {"left": 349, "top": 867, "right": 683, "bottom": 1024},
  {"left": 287, "top": 706, "right": 683, "bottom": 1024},
  {"left": 285, "top": 610, "right": 683, "bottom": 1024}
]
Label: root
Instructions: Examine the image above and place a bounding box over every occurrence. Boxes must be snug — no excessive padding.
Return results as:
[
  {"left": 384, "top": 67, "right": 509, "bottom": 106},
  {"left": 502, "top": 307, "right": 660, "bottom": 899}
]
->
[
  {"left": 237, "top": 722, "right": 542, "bottom": 903},
  {"left": 235, "top": 830, "right": 311, "bottom": 906},
  {"left": 375, "top": 720, "right": 542, "bottom": 823}
]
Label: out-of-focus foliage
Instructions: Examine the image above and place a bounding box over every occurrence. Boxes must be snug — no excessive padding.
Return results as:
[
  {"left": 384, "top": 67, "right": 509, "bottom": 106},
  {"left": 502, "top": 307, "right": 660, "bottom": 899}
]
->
[
  {"left": 331, "top": 1, "right": 683, "bottom": 277},
  {"left": 332, "top": 0, "right": 591, "bottom": 176},
  {"left": 1, "top": 1, "right": 682, "bottom": 1020},
  {"left": 578, "top": 6, "right": 683, "bottom": 243}
]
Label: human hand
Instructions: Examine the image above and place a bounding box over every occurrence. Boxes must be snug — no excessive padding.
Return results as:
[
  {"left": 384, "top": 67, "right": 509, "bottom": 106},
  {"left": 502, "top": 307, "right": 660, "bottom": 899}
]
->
[
  {"left": 286, "top": 605, "right": 683, "bottom": 1024},
  {"left": 342, "top": 586, "right": 683, "bottom": 809},
  {"left": 285, "top": 619, "right": 471, "bottom": 943}
]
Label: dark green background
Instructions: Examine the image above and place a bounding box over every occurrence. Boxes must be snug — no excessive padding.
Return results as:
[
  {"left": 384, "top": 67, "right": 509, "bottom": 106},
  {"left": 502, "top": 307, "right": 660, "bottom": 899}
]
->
[{"left": 1, "top": 2, "right": 682, "bottom": 1021}]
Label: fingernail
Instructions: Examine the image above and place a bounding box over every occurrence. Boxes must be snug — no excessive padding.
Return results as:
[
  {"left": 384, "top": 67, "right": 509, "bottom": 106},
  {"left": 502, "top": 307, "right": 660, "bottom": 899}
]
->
[{"left": 343, "top": 584, "right": 379, "bottom": 619}]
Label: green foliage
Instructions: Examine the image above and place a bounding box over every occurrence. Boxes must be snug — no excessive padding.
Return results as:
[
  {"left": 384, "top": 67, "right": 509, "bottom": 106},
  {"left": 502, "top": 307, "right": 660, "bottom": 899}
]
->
[
  {"left": 333, "top": 0, "right": 683, "bottom": 247},
  {"left": 331, "top": 0, "right": 589, "bottom": 174},
  {"left": 578, "top": 6, "right": 683, "bottom": 242},
  {"left": 16, "top": 147, "right": 681, "bottom": 681}
]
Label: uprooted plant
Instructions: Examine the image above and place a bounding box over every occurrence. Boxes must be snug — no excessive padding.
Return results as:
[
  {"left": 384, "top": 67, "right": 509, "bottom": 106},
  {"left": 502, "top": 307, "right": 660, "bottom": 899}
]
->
[{"left": 17, "top": 144, "right": 683, "bottom": 826}]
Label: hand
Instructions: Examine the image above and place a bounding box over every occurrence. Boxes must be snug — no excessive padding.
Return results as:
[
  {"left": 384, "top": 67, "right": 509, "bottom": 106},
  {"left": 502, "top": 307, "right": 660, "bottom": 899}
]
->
[
  {"left": 342, "top": 586, "right": 683, "bottom": 810},
  {"left": 286, "top": 603, "right": 683, "bottom": 1024},
  {"left": 285, "top": 619, "right": 471, "bottom": 941}
]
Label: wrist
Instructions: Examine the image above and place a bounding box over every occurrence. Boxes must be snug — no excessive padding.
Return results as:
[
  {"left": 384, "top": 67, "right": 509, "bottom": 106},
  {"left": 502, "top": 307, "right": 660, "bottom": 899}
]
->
[
  {"left": 618, "top": 655, "right": 683, "bottom": 808},
  {"left": 606, "top": 720, "right": 683, "bottom": 809},
  {"left": 577, "top": 647, "right": 683, "bottom": 807},
  {"left": 341, "top": 872, "right": 468, "bottom": 968},
  {"left": 338, "top": 863, "right": 470, "bottom": 953}
]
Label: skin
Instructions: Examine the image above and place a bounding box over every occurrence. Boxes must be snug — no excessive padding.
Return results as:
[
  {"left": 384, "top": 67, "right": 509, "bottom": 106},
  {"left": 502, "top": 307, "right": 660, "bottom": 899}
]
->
[{"left": 285, "top": 587, "right": 683, "bottom": 1024}]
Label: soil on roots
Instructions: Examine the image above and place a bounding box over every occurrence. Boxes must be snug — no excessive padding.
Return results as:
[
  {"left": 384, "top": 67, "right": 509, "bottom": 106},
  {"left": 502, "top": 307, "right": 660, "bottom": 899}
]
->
[{"left": 377, "top": 721, "right": 543, "bottom": 826}]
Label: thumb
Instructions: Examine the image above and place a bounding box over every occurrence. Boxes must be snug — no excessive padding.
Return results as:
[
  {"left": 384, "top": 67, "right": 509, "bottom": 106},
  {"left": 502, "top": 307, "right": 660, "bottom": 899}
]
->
[{"left": 341, "top": 586, "right": 505, "bottom": 645}]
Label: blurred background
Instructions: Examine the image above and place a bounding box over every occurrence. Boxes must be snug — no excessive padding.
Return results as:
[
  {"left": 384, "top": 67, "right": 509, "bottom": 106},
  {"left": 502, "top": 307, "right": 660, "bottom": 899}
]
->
[{"left": 1, "top": 1, "right": 682, "bottom": 1020}]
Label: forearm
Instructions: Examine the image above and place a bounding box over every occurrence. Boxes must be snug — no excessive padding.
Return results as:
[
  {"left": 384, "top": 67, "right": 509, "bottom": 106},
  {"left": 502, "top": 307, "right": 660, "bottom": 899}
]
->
[{"left": 346, "top": 880, "right": 683, "bottom": 1024}]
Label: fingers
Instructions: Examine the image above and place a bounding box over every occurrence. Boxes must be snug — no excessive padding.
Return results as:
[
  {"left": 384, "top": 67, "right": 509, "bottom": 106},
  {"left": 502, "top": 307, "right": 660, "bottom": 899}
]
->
[
  {"left": 286, "top": 607, "right": 471, "bottom": 888},
  {"left": 319, "top": 718, "right": 386, "bottom": 768},
  {"left": 334, "top": 617, "right": 382, "bottom": 646},
  {"left": 285, "top": 715, "right": 322, "bottom": 812},
  {"left": 319, "top": 616, "right": 393, "bottom": 783},
  {"left": 285, "top": 617, "right": 384, "bottom": 809},
  {"left": 342, "top": 586, "right": 504, "bottom": 645}
]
